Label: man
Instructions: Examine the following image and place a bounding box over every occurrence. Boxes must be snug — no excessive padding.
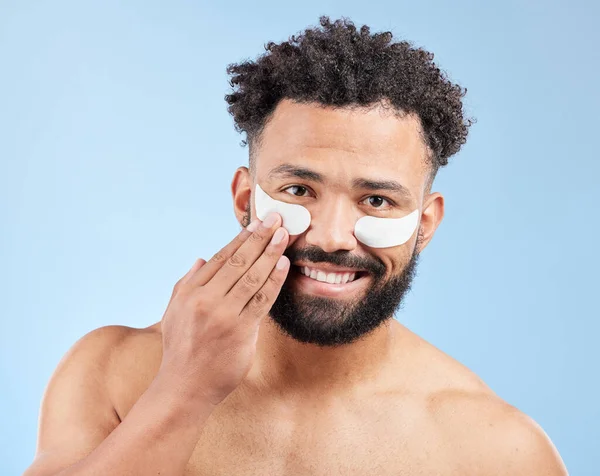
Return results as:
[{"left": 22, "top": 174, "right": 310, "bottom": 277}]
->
[{"left": 24, "top": 16, "right": 568, "bottom": 476}]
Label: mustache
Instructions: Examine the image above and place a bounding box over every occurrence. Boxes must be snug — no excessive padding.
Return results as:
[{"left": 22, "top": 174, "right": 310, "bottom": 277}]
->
[{"left": 284, "top": 245, "right": 386, "bottom": 278}]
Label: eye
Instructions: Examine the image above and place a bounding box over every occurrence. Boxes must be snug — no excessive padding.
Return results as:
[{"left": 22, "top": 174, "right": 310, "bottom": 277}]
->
[
  {"left": 283, "top": 185, "right": 310, "bottom": 197},
  {"left": 363, "top": 196, "right": 391, "bottom": 209}
]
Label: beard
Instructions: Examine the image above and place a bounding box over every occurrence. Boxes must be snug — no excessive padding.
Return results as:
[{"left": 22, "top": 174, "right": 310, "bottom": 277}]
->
[{"left": 244, "top": 204, "right": 422, "bottom": 347}]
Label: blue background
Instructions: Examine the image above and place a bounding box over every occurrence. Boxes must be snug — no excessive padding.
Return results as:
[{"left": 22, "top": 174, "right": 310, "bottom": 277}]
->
[{"left": 1, "top": 1, "right": 597, "bottom": 474}]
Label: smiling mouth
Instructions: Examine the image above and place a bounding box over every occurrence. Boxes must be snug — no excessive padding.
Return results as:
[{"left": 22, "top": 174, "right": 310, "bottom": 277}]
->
[{"left": 292, "top": 265, "right": 369, "bottom": 285}]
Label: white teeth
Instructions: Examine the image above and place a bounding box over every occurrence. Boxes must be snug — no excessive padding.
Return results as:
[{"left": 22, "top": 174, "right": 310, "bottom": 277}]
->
[{"left": 299, "top": 266, "right": 360, "bottom": 285}]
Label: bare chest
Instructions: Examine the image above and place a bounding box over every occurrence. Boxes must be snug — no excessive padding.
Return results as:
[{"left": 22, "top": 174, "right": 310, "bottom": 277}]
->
[
  {"left": 111, "top": 332, "right": 487, "bottom": 475},
  {"left": 181, "top": 393, "right": 460, "bottom": 476}
]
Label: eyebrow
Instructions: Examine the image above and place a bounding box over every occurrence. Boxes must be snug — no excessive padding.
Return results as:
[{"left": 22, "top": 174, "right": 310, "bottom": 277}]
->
[
  {"left": 268, "top": 163, "right": 411, "bottom": 199},
  {"left": 269, "top": 164, "right": 324, "bottom": 182},
  {"left": 352, "top": 178, "right": 412, "bottom": 199}
]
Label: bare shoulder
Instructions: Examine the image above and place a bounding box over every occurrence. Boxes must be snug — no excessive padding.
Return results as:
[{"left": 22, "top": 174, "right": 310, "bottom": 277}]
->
[
  {"left": 79, "top": 323, "right": 164, "bottom": 415},
  {"left": 414, "top": 339, "right": 568, "bottom": 475},
  {"left": 396, "top": 332, "right": 568, "bottom": 474},
  {"left": 63, "top": 323, "right": 163, "bottom": 421},
  {"left": 24, "top": 325, "right": 163, "bottom": 475},
  {"left": 62, "top": 323, "right": 161, "bottom": 373},
  {"left": 54, "top": 323, "right": 164, "bottom": 408},
  {"left": 54, "top": 324, "right": 140, "bottom": 377},
  {"left": 426, "top": 389, "right": 568, "bottom": 475}
]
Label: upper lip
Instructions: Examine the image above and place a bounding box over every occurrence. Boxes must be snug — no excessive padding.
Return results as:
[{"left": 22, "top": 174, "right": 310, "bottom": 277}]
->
[{"left": 293, "top": 262, "right": 366, "bottom": 274}]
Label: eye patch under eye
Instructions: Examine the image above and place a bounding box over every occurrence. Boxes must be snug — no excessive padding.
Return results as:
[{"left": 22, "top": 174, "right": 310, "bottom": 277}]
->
[
  {"left": 353, "top": 211, "right": 419, "bottom": 248},
  {"left": 254, "top": 184, "right": 312, "bottom": 235},
  {"left": 254, "top": 184, "right": 419, "bottom": 248}
]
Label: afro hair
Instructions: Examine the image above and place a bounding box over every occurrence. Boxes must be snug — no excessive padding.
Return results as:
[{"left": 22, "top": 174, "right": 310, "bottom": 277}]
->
[{"left": 225, "top": 16, "right": 474, "bottom": 179}]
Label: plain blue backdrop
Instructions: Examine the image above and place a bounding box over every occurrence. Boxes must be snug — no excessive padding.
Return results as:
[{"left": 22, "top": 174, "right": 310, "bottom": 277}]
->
[{"left": 1, "top": 1, "right": 598, "bottom": 474}]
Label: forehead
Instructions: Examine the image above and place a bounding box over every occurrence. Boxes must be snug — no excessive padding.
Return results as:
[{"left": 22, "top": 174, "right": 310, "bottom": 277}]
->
[{"left": 254, "top": 99, "right": 430, "bottom": 188}]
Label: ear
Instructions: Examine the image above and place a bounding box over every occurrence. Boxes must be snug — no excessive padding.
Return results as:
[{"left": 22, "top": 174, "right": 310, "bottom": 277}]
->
[
  {"left": 231, "top": 166, "right": 253, "bottom": 228},
  {"left": 416, "top": 191, "right": 444, "bottom": 254}
]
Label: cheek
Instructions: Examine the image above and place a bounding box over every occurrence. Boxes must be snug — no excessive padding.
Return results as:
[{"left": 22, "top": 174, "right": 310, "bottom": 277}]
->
[{"left": 379, "top": 249, "right": 412, "bottom": 277}]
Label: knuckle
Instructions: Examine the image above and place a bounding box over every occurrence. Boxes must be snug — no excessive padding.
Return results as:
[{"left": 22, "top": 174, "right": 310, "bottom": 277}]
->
[
  {"left": 172, "top": 280, "right": 182, "bottom": 294},
  {"left": 210, "top": 251, "right": 227, "bottom": 264},
  {"left": 248, "top": 230, "right": 266, "bottom": 243},
  {"left": 242, "top": 271, "right": 261, "bottom": 288},
  {"left": 192, "top": 294, "right": 213, "bottom": 313},
  {"left": 251, "top": 290, "right": 269, "bottom": 307},
  {"left": 227, "top": 253, "right": 247, "bottom": 268},
  {"left": 266, "top": 272, "right": 280, "bottom": 287},
  {"left": 210, "top": 313, "right": 232, "bottom": 332},
  {"left": 173, "top": 280, "right": 191, "bottom": 299}
]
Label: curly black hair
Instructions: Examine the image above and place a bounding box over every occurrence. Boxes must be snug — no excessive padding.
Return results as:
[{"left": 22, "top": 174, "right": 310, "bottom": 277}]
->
[{"left": 225, "top": 16, "right": 474, "bottom": 182}]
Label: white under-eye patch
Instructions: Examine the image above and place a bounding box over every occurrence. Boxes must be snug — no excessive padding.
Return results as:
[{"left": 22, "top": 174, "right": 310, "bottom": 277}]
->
[
  {"left": 354, "top": 211, "right": 420, "bottom": 248},
  {"left": 254, "top": 184, "right": 419, "bottom": 248},
  {"left": 254, "top": 184, "right": 312, "bottom": 235}
]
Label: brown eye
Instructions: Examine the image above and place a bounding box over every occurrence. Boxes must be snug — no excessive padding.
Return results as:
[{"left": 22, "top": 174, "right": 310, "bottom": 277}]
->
[
  {"left": 285, "top": 186, "right": 309, "bottom": 197},
  {"left": 367, "top": 196, "right": 387, "bottom": 208}
]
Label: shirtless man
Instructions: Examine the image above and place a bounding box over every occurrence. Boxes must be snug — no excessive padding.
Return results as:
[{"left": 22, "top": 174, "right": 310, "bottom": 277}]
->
[{"left": 24, "top": 17, "right": 568, "bottom": 476}]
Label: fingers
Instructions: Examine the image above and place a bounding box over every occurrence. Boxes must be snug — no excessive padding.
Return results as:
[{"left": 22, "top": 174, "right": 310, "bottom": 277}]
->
[
  {"left": 239, "top": 254, "right": 290, "bottom": 322},
  {"left": 187, "top": 225, "right": 255, "bottom": 288},
  {"left": 182, "top": 258, "right": 206, "bottom": 285},
  {"left": 205, "top": 213, "right": 283, "bottom": 294},
  {"left": 172, "top": 258, "right": 207, "bottom": 297},
  {"left": 226, "top": 226, "right": 289, "bottom": 304}
]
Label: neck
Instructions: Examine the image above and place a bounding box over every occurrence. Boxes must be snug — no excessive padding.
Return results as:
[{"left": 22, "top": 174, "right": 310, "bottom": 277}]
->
[{"left": 248, "top": 317, "right": 400, "bottom": 396}]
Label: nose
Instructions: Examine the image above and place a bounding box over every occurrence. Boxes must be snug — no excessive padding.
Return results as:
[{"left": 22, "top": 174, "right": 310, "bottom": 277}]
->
[{"left": 303, "top": 197, "right": 358, "bottom": 253}]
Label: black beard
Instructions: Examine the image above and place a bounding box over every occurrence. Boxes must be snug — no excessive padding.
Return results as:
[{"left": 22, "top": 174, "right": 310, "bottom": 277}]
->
[
  {"left": 268, "top": 241, "right": 421, "bottom": 348},
  {"left": 241, "top": 205, "right": 421, "bottom": 347}
]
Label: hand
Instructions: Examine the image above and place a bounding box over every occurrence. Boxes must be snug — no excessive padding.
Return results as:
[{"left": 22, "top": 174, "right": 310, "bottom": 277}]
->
[{"left": 158, "top": 213, "right": 290, "bottom": 406}]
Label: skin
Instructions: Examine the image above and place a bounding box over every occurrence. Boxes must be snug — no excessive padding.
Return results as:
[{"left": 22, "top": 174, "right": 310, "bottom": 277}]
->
[{"left": 24, "top": 99, "right": 568, "bottom": 476}]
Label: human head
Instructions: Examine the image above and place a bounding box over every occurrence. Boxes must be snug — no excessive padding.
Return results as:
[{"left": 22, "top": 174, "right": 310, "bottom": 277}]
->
[{"left": 227, "top": 17, "right": 473, "bottom": 346}]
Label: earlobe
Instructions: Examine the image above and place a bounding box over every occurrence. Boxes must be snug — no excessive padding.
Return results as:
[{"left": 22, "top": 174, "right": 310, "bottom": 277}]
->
[
  {"left": 231, "top": 166, "right": 253, "bottom": 227},
  {"left": 416, "top": 192, "right": 444, "bottom": 253}
]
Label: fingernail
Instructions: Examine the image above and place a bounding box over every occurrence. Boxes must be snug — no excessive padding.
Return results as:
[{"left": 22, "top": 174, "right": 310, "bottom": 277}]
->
[
  {"left": 276, "top": 255, "right": 289, "bottom": 270},
  {"left": 262, "top": 213, "right": 278, "bottom": 229},
  {"left": 247, "top": 220, "right": 260, "bottom": 232},
  {"left": 271, "top": 227, "right": 286, "bottom": 245}
]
